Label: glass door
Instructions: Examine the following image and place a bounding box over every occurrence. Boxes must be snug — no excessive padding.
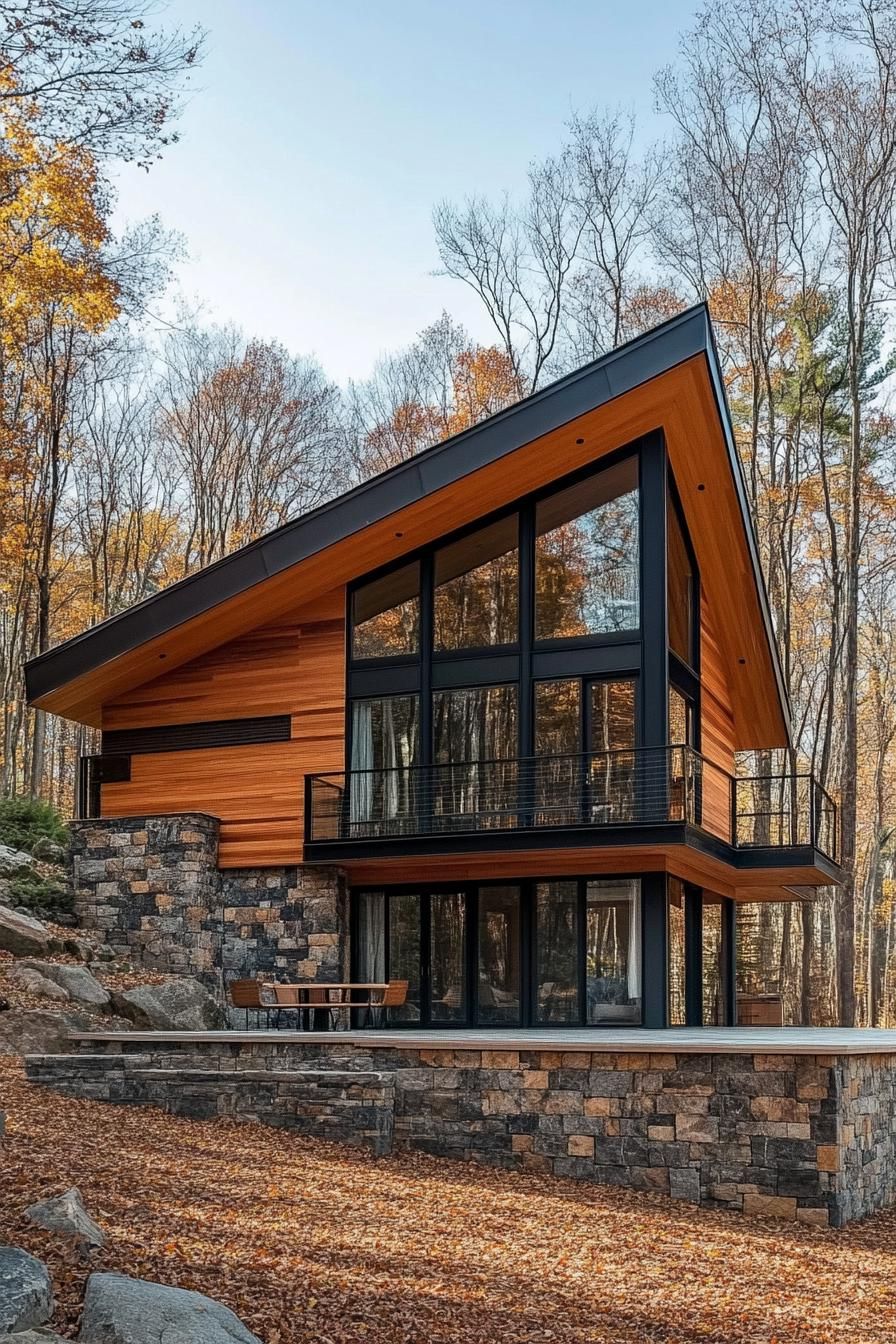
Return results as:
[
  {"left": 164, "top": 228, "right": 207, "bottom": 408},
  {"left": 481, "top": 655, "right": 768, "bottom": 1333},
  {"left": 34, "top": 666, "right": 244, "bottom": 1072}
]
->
[
  {"left": 429, "top": 891, "right": 467, "bottom": 1023},
  {"left": 476, "top": 884, "right": 522, "bottom": 1025},
  {"left": 585, "top": 678, "right": 636, "bottom": 823}
]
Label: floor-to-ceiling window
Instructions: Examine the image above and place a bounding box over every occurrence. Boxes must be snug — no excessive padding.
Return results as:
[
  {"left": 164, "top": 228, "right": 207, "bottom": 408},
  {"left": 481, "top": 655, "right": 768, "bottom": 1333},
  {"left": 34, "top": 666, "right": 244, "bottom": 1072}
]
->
[
  {"left": 346, "top": 451, "right": 643, "bottom": 835},
  {"left": 353, "top": 878, "right": 642, "bottom": 1028}
]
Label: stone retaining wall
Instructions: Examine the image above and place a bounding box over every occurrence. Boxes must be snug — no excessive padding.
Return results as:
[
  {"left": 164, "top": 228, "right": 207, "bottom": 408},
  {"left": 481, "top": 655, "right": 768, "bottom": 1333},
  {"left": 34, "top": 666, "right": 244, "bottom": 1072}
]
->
[
  {"left": 26, "top": 1053, "right": 393, "bottom": 1155},
  {"left": 28, "top": 1036, "right": 896, "bottom": 1226},
  {"left": 69, "top": 815, "right": 346, "bottom": 988}
]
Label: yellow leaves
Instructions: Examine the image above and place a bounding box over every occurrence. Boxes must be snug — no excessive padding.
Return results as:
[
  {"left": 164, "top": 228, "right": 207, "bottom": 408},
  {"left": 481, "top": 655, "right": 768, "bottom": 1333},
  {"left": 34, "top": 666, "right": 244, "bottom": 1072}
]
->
[{"left": 0, "top": 76, "right": 120, "bottom": 356}]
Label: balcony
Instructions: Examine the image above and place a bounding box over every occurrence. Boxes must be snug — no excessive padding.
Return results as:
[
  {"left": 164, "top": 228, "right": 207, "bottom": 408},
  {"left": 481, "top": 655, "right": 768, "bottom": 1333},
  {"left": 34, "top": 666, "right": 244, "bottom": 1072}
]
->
[{"left": 304, "top": 747, "right": 840, "bottom": 879}]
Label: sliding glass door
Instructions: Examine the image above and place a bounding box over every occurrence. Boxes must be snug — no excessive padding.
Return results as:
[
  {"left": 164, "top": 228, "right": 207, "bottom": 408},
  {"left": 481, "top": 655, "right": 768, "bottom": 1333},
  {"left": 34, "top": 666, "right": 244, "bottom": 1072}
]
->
[{"left": 352, "top": 878, "right": 643, "bottom": 1027}]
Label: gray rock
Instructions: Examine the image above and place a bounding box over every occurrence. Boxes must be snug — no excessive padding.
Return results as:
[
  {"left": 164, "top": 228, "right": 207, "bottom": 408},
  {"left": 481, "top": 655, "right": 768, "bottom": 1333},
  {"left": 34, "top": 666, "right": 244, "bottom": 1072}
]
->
[
  {"left": 0, "top": 1008, "right": 93, "bottom": 1055},
  {"left": 0, "top": 1246, "right": 53, "bottom": 1333},
  {"left": 25, "top": 1187, "right": 105, "bottom": 1249},
  {"left": 0, "top": 1330, "right": 67, "bottom": 1342},
  {"left": 0, "top": 845, "right": 33, "bottom": 878},
  {"left": 115, "top": 979, "right": 225, "bottom": 1031},
  {"left": 30, "top": 837, "right": 65, "bottom": 864},
  {"left": 63, "top": 936, "right": 94, "bottom": 963},
  {"left": 5, "top": 966, "right": 70, "bottom": 1002},
  {"left": 78, "top": 1273, "right": 261, "bottom": 1344},
  {"left": 0, "top": 908, "right": 50, "bottom": 957},
  {"left": 19, "top": 962, "right": 110, "bottom": 1009}
]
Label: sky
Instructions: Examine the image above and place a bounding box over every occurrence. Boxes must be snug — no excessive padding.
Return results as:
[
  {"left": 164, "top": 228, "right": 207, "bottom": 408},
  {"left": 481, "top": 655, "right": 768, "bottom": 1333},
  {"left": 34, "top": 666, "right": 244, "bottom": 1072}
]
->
[{"left": 112, "top": 0, "right": 699, "bottom": 385}]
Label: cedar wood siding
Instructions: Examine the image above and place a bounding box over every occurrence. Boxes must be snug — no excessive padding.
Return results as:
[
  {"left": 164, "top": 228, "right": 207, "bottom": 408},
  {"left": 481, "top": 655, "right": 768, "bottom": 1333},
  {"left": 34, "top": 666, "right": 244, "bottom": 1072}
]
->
[{"left": 100, "top": 588, "right": 346, "bottom": 868}]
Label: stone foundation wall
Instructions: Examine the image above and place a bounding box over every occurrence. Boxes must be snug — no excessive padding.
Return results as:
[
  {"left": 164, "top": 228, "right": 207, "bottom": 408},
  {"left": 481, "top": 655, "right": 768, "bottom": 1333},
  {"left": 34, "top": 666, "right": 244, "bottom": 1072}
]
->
[
  {"left": 69, "top": 815, "right": 346, "bottom": 987},
  {"left": 29, "top": 1036, "right": 896, "bottom": 1226}
]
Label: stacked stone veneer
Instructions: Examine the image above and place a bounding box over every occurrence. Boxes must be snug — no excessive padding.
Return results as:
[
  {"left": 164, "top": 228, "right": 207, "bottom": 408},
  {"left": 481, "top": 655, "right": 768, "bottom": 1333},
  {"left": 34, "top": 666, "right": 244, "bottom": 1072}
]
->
[
  {"left": 69, "top": 814, "right": 345, "bottom": 988},
  {"left": 26, "top": 1037, "right": 896, "bottom": 1226}
]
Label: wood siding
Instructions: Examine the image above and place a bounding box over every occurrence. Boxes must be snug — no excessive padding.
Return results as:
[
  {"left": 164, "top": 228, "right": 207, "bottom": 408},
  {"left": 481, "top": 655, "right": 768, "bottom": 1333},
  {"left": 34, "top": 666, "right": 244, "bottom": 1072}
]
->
[
  {"left": 700, "top": 591, "right": 736, "bottom": 842},
  {"left": 100, "top": 590, "right": 346, "bottom": 867}
]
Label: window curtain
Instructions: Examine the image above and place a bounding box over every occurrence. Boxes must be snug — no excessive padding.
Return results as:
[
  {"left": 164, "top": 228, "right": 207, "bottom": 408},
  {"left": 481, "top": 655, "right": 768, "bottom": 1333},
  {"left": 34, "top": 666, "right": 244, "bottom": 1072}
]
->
[
  {"left": 351, "top": 701, "right": 374, "bottom": 825},
  {"left": 626, "top": 883, "right": 641, "bottom": 1001},
  {"left": 382, "top": 698, "right": 400, "bottom": 821},
  {"left": 357, "top": 892, "right": 385, "bottom": 981}
]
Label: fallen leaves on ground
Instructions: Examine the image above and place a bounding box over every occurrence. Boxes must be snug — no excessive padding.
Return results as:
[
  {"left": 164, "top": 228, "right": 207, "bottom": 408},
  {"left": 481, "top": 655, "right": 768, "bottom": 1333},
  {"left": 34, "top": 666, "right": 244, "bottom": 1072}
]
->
[{"left": 1, "top": 1055, "right": 894, "bottom": 1344}]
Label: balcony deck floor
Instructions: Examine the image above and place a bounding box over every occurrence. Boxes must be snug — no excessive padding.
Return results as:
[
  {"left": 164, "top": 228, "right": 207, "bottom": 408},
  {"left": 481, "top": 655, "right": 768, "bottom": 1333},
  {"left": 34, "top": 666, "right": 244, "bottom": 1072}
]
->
[{"left": 72, "top": 1026, "right": 896, "bottom": 1055}]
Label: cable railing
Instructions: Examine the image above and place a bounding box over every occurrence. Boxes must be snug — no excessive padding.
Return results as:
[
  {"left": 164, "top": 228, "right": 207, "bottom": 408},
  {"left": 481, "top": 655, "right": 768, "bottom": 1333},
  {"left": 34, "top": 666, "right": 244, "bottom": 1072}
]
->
[{"left": 305, "top": 746, "right": 839, "bottom": 863}]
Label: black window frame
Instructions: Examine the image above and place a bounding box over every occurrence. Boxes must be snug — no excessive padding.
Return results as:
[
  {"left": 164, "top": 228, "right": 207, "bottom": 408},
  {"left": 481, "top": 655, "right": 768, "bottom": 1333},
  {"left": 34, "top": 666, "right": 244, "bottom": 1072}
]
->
[{"left": 346, "top": 441, "right": 646, "bottom": 776}]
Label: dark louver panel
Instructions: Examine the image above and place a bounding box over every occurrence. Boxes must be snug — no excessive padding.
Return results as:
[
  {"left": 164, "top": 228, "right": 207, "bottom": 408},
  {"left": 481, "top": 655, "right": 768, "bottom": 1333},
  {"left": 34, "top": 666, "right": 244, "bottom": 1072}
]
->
[{"left": 101, "top": 715, "right": 292, "bottom": 756}]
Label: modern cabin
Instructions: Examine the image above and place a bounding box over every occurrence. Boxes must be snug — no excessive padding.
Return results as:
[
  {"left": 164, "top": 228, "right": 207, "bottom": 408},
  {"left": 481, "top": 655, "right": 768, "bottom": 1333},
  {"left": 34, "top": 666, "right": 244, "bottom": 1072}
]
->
[{"left": 25, "top": 304, "right": 840, "bottom": 1031}]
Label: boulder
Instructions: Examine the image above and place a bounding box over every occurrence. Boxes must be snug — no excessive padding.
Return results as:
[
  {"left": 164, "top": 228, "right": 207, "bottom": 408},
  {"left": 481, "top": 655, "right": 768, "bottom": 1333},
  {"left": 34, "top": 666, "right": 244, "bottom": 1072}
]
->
[
  {"left": 0, "top": 908, "right": 50, "bottom": 957},
  {"left": 5, "top": 966, "right": 70, "bottom": 1002},
  {"left": 19, "top": 962, "right": 110, "bottom": 1009},
  {"left": 63, "top": 936, "right": 94, "bottom": 963},
  {"left": 0, "top": 1330, "right": 67, "bottom": 1342},
  {"left": 78, "top": 1273, "right": 261, "bottom": 1344},
  {"left": 114, "top": 979, "right": 226, "bottom": 1031},
  {"left": 0, "top": 1246, "right": 53, "bottom": 1333},
  {"left": 0, "top": 845, "right": 33, "bottom": 878},
  {"left": 0, "top": 1008, "right": 93, "bottom": 1055},
  {"left": 0, "top": 1331, "right": 67, "bottom": 1342},
  {"left": 30, "top": 837, "right": 66, "bottom": 864},
  {"left": 24, "top": 1188, "right": 105, "bottom": 1249}
]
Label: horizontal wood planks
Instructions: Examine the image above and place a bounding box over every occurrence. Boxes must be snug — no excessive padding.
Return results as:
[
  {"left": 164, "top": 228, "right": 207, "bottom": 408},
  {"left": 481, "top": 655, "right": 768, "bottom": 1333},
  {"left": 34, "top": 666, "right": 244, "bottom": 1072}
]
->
[
  {"left": 100, "top": 589, "right": 346, "bottom": 866},
  {"left": 699, "top": 593, "right": 736, "bottom": 841}
]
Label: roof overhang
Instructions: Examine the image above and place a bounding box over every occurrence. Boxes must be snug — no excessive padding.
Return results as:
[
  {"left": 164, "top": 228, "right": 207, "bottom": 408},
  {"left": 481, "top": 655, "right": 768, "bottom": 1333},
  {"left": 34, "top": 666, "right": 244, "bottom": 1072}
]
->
[{"left": 25, "top": 304, "right": 791, "bottom": 746}]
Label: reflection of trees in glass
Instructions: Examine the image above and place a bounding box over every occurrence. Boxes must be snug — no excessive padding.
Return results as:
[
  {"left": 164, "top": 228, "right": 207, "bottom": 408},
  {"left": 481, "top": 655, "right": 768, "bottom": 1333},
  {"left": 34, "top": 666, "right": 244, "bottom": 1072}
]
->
[
  {"left": 350, "top": 696, "right": 419, "bottom": 827},
  {"left": 535, "top": 460, "right": 639, "bottom": 639},
  {"left": 589, "top": 680, "right": 635, "bottom": 820},
  {"left": 536, "top": 882, "right": 579, "bottom": 1023},
  {"left": 431, "top": 892, "right": 466, "bottom": 1021},
  {"left": 668, "top": 880, "right": 686, "bottom": 1026},
  {"left": 702, "top": 898, "right": 725, "bottom": 1024},
  {"left": 477, "top": 886, "right": 521, "bottom": 1023},
  {"left": 433, "top": 684, "right": 518, "bottom": 825},
  {"left": 667, "top": 489, "right": 694, "bottom": 664},
  {"left": 352, "top": 562, "right": 420, "bottom": 658},
  {"left": 434, "top": 517, "right": 519, "bottom": 650},
  {"left": 388, "top": 893, "right": 421, "bottom": 1021}
]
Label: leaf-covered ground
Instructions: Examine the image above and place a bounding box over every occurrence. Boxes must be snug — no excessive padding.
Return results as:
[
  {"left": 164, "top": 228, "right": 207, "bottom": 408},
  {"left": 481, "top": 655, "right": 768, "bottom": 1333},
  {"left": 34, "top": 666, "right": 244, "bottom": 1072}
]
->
[{"left": 1, "top": 1056, "right": 895, "bottom": 1343}]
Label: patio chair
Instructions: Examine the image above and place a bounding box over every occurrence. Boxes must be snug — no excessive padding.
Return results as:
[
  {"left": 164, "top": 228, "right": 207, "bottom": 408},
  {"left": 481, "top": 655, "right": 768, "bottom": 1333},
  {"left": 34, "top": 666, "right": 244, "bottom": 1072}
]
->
[
  {"left": 228, "top": 979, "right": 269, "bottom": 1029},
  {"left": 370, "top": 979, "right": 408, "bottom": 1027}
]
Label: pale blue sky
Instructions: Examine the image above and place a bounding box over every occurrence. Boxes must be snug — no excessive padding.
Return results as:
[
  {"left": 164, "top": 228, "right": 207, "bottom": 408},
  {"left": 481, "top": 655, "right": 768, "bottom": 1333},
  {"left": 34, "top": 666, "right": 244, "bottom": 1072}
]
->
[{"left": 113, "top": 0, "right": 698, "bottom": 383}]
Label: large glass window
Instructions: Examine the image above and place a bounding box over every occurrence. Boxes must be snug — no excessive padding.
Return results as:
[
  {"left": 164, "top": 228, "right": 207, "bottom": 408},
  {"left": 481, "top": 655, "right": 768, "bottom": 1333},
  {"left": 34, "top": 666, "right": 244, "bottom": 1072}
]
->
[
  {"left": 350, "top": 695, "right": 419, "bottom": 830},
  {"left": 535, "top": 456, "right": 639, "bottom": 640},
  {"left": 588, "top": 679, "right": 636, "bottom": 823},
  {"left": 536, "top": 881, "right": 580, "bottom": 1023},
  {"left": 355, "top": 891, "right": 386, "bottom": 983},
  {"left": 389, "top": 893, "right": 422, "bottom": 1022},
  {"left": 702, "top": 896, "right": 727, "bottom": 1025},
  {"left": 430, "top": 892, "right": 466, "bottom": 1023},
  {"left": 352, "top": 562, "right": 420, "bottom": 659},
  {"left": 668, "top": 491, "right": 695, "bottom": 666},
  {"left": 433, "top": 684, "right": 518, "bottom": 763},
  {"left": 585, "top": 879, "right": 641, "bottom": 1023},
  {"left": 477, "top": 885, "right": 522, "bottom": 1025},
  {"left": 534, "top": 679, "right": 582, "bottom": 823},
  {"left": 668, "top": 879, "right": 686, "bottom": 1026},
  {"left": 434, "top": 516, "right": 519, "bottom": 651}
]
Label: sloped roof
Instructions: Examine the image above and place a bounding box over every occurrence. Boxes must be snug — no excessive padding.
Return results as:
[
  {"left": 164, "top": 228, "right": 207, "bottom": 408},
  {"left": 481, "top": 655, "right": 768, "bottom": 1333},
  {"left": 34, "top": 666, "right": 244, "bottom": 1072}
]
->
[{"left": 24, "top": 303, "right": 790, "bottom": 741}]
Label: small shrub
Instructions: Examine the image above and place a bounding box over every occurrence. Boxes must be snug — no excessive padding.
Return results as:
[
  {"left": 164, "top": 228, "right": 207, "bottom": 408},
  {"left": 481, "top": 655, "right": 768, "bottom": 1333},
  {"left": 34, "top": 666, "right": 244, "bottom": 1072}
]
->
[
  {"left": 0, "top": 796, "right": 69, "bottom": 855},
  {"left": 6, "top": 867, "right": 73, "bottom": 918}
]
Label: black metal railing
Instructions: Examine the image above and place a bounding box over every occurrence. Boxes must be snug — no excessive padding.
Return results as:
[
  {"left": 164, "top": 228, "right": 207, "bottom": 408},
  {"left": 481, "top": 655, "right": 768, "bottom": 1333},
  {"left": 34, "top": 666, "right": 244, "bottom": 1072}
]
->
[{"left": 305, "top": 746, "right": 839, "bottom": 863}]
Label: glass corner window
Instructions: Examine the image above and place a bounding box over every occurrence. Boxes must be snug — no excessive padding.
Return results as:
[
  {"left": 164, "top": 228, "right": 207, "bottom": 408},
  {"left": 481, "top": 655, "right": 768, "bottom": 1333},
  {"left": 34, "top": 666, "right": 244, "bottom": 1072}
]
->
[
  {"left": 667, "top": 488, "right": 696, "bottom": 666},
  {"left": 535, "top": 456, "right": 640, "bottom": 641},
  {"left": 352, "top": 562, "right": 420, "bottom": 660}
]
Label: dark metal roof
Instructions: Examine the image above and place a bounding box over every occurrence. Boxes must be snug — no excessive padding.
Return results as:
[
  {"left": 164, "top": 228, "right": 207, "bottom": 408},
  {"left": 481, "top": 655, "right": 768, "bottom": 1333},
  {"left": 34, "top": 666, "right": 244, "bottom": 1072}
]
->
[{"left": 24, "top": 302, "right": 789, "bottom": 732}]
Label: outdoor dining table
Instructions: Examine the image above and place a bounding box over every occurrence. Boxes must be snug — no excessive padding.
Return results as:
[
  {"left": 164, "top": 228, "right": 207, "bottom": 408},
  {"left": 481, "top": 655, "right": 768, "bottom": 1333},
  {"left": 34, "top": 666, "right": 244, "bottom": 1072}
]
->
[{"left": 262, "top": 982, "right": 391, "bottom": 1030}]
